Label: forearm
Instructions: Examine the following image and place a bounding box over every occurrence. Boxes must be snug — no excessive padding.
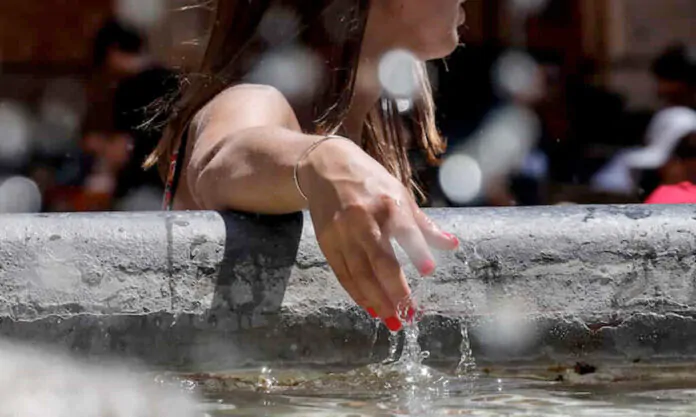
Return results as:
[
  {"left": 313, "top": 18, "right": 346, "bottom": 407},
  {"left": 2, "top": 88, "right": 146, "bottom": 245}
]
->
[{"left": 189, "top": 126, "right": 324, "bottom": 214}]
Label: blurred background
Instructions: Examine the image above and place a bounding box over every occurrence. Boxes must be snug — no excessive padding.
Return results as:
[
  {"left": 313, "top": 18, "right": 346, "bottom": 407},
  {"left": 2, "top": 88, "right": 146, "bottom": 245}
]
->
[{"left": 0, "top": 0, "right": 694, "bottom": 212}]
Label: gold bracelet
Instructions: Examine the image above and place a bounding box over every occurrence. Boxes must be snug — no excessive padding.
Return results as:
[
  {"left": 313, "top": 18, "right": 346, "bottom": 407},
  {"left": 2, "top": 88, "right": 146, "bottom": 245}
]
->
[{"left": 293, "top": 135, "right": 355, "bottom": 201}]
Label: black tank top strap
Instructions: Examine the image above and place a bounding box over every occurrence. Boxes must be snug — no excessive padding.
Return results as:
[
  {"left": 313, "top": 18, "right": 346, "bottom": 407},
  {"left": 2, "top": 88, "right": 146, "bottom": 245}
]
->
[{"left": 162, "top": 129, "right": 189, "bottom": 211}]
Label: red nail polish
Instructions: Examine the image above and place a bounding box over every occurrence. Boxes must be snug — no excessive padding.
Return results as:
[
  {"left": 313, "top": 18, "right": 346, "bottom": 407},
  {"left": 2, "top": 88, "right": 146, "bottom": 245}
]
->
[
  {"left": 385, "top": 317, "right": 402, "bottom": 332},
  {"left": 367, "top": 307, "right": 378, "bottom": 318},
  {"left": 444, "top": 232, "right": 460, "bottom": 247},
  {"left": 405, "top": 307, "right": 416, "bottom": 323},
  {"left": 420, "top": 259, "right": 436, "bottom": 276}
]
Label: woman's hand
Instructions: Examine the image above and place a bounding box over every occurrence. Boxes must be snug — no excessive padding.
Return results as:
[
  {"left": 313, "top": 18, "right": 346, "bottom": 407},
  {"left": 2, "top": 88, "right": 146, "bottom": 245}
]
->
[{"left": 297, "top": 138, "right": 459, "bottom": 331}]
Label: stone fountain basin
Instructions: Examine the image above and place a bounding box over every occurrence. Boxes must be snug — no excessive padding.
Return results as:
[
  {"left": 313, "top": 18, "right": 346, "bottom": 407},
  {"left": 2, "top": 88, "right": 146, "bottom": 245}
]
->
[{"left": 1, "top": 205, "right": 695, "bottom": 370}]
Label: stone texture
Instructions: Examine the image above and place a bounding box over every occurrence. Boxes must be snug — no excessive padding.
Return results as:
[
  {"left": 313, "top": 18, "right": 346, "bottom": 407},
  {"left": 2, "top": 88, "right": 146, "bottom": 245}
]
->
[{"left": 1, "top": 205, "right": 696, "bottom": 368}]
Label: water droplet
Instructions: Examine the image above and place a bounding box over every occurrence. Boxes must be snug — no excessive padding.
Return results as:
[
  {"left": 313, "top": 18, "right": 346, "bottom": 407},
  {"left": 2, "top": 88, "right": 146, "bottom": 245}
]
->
[
  {"left": 396, "top": 98, "right": 413, "bottom": 113},
  {"left": 385, "top": 330, "right": 401, "bottom": 364},
  {"left": 0, "top": 102, "right": 31, "bottom": 168},
  {"left": 512, "top": 0, "right": 551, "bottom": 15},
  {"left": 439, "top": 154, "right": 483, "bottom": 204},
  {"left": 378, "top": 49, "right": 419, "bottom": 99},
  {"left": 258, "top": 6, "right": 300, "bottom": 46},
  {"left": 179, "top": 379, "right": 197, "bottom": 392},
  {"left": 256, "top": 366, "right": 277, "bottom": 392},
  {"left": 247, "top": 46, "right": 323, "bottom": 104},
  {"left": 116, "top": 0, "right": 165, "bottom": 27},
  {"left": 493, "top": 50, "right": 543, "bottom": 101},
  {"left": 0, "top": 177, "right": 42, "bottom": 213},
  {"left": 456, "top": 320, "right": 477, "bottom": 378}
]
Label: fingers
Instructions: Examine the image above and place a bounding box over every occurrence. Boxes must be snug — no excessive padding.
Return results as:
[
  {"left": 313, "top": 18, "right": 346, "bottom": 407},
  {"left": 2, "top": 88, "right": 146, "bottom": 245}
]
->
[
  {"left": 371, "top": 235, "right": 416, "bottom": 324},
  {"left": 322, "top": 240, "right": 370, "bottom": 310},
  {"left": 383, "top": 199, "right": 436, "bottom": 276},
  {"left": 337, "top": 232, "right": 394, "bottom": 320},
  {"left": 317, "top": 196, "right": 457, "bottom": 332},
  {"left": 352, "top": 217, "right": 415, "bottom": 329},
  {"left": 412, "top": 204, "right": 460, "bottom": 251},
  {"left": 324, "top": 208, "right": 404, "bottom": 329}
]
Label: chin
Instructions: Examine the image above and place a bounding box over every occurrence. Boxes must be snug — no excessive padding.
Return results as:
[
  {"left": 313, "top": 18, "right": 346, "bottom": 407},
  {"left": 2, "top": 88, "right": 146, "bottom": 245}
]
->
[{"left": 417, "top": 34, "right": 460, "bottom": 61}]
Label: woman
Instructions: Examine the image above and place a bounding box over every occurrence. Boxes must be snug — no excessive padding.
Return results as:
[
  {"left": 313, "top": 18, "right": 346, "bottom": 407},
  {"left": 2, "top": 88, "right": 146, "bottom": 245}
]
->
[{"left": 146, "top": 0, "right": 465, "bottom": 332}]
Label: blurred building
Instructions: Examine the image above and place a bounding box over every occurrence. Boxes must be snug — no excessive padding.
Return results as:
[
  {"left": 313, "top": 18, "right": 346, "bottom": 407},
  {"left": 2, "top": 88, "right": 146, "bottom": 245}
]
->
[
  {"left": 0, "top": 0, "right": 694, "bottom": 209},
  {"left": 0, "top": 0, "right": 207, "bottom": 212},
  {"left": 462, "top": 0, "right": 696, "bottom": 108},
  {"left": 434, "top": 0, "right": 696, "bottom": 205}
]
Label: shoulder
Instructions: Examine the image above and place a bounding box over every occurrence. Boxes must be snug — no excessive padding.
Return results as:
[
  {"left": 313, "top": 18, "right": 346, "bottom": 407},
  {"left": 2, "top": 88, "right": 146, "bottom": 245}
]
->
[
  {"left": 645, "top": 183, "right": 696, "bottom": 204},
  {"left": 193, "top": 84, "right": 300, "bottom": 132}
]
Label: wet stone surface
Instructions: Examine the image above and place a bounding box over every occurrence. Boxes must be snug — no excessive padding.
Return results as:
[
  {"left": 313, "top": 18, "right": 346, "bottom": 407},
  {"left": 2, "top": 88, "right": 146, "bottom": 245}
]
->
[{"left": 2, "top": 206, "right": 696, "bottom": 367}]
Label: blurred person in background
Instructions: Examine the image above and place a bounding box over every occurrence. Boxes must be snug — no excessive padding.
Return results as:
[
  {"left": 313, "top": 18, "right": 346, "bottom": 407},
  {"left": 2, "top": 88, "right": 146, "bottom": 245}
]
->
[
  {"left": 469, "top": 49, "right": 562, "bottom": 207},
  {"left": 44, "top": 20, "right": 147, "bottom": 212},
  {"left": 93, "top": 19, "right": 152, "bottom": 80},
  {"left": 508, "top": 49, "right": 567, "bottom": 207},
  {"left": 429, "top": 44, "right": 504, "bottom": 207},
  {"left": 144, "top": 0, "right": 463, "bottom": 331},
  {"left": 645, "top": 128, "right": 696, "bottom": 204},
  {"left": 84, "top": 19, "right": 177, "bottom": 210},
  {"left": 45, "top": 115, "right": 131, "bottom": 212},
  {"left": 85, "top": 19, "right": 149, "bottom": 135},
  {"left": 431, "top": 46, "right": 552, "bottom": 208},
  {"left": 591, "top": 44, "right": 696, "bottom": 197},
  {"left": 652, "top": 44, "right": 696, "bottom": 110}
]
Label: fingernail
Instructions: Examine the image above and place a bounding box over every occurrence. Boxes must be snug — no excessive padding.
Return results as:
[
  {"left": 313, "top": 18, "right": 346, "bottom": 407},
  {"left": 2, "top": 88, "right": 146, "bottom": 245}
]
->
[
  {"left": 385, "top": 316, "right": 402, "bottom": 332},
  {"left": 366, "top": 307, "right": 378, "bottom": 319},
  {"left": 444, "top": 232, "right": 460, "bottom": 247},
  {"left": 405, "top": 307, "right": 416, "bottom": 323},
  {"left": 420, "top": 259, "right": 436, "bottom": 276}
]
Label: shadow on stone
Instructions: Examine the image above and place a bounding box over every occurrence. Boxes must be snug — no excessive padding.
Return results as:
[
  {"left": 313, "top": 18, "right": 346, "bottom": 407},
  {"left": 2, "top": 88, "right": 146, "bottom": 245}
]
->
[{"left": 210, "top": 210, "right": 303, "bottom": 318}]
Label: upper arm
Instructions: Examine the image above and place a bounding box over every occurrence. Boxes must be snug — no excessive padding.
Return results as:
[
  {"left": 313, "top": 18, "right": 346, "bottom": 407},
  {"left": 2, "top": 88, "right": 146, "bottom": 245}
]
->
[{"left": 188, "top": 84, "right": 300, "bottom": 173}]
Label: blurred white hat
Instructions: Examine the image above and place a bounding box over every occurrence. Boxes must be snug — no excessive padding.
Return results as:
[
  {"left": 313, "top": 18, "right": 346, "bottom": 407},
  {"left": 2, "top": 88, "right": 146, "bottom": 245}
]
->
[
  {"left": 591, "top": 106, "right": 696, "bottom": 194},
  {"left": 624, "top": 106, "right": 696, "bottom": 170}
]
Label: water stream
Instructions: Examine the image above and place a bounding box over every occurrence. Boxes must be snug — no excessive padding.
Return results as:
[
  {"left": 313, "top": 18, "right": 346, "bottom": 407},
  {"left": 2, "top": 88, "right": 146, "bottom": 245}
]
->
[
  {"left": 172, "top": 303, "right": 696, "bottom": 416},
  {"left": 177, "top": 300, "right": 696, "bottom": 416},
  {"left": 191, "top": 358, "right": 696, "bottom": 416},
  {"left": 456, "top": 320, "right": 477, "bottom": 378},
  {"left": 172, "top": 258, "right": 696, "bottom": 415}
]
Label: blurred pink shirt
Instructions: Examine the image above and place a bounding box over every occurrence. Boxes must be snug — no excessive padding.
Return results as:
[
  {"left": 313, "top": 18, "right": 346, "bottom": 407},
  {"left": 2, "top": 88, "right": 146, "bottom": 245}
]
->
[{"left": 645, "top": 182, "right": 696, "bottom": 204}]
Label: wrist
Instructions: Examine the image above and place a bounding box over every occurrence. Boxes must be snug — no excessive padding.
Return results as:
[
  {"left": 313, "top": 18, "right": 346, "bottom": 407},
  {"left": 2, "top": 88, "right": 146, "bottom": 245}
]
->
[{"left": 295, "top": 136, "right": 358, "bottom": 202}]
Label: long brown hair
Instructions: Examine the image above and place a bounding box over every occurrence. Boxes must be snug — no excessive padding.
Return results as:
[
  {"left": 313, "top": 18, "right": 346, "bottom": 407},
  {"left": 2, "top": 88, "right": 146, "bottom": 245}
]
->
[{"left": 145, "top": 0, "right": 445, "bottom": 195}]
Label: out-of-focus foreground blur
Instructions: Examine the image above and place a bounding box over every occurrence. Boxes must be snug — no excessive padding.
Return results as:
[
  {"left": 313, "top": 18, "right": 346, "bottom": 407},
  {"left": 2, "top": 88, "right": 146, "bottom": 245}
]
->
[{"left": 0, "top": 0, "right": 694, "bottom": 212}]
